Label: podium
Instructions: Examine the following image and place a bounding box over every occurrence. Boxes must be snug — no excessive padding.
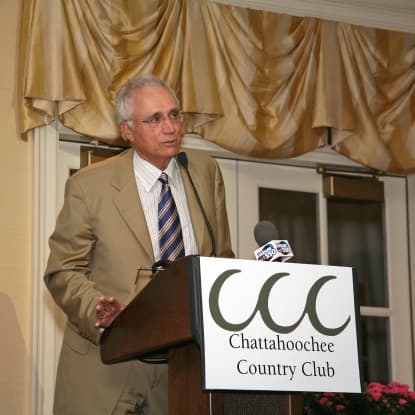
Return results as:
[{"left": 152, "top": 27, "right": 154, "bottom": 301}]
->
[{"left": 100, "top": 256, "right": 305, "bottom": 415}]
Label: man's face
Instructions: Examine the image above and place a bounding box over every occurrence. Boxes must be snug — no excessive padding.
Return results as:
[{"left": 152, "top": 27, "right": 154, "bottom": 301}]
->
[{"left": 121, "top": 84, "right": 182, "bottom": 170}]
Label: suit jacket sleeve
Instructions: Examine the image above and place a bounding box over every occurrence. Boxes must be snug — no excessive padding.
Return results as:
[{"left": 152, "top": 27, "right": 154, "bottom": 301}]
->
[{"left": 44, "top": 174, "right": 103, "bottom": 345}]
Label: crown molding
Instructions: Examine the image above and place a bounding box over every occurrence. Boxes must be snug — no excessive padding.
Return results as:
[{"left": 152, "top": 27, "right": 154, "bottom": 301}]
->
[{"left": 212, "top": 0, "right": 415, "bottom": 34}]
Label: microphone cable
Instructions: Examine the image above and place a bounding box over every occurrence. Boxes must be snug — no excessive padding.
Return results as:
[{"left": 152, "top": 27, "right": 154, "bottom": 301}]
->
[{"left": 177, "top": 152, "right": 217, "bottom": 257}]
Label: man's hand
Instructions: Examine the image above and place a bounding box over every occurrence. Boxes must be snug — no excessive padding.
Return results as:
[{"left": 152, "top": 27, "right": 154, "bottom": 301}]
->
[{"left": 95, "top": 296, "right": 126, "bottom": 328}]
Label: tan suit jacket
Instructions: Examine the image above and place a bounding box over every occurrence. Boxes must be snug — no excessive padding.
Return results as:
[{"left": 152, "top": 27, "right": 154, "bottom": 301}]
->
[{"left": 44, "top": 148, "right": 234, "bottom": 415}]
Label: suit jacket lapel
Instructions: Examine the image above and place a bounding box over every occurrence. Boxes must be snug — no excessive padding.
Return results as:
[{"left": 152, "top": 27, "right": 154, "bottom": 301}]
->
[{"left": 111, "top": 149, "right": 154, "bottom": 263}]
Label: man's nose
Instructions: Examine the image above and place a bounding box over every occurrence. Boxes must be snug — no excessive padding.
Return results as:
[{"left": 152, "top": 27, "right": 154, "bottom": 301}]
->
[{"left": 161, "top": 117, "right": 177, "bottom": 131}]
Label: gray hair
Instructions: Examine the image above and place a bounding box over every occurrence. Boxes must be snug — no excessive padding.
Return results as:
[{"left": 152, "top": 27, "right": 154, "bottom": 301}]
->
[{"left": 115, "top": 74, "right": 180, "bottom": 124}]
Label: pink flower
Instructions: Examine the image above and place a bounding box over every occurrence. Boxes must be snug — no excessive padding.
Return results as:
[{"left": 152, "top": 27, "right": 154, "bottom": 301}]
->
[
  {"left": 368, "top": 389, "right": 383, "bottom": 401},
  {"left": 368, "top": 382, "right": 383, "bottom": 391},
  {"left": 319, "top": 397, "right": 329, "bottom": 405},
  {"left": 306, "top": 381, "right": 415, "bottom": 415},
  {"left": 385, "top": 381, "right": 409, "bottom": 395}
]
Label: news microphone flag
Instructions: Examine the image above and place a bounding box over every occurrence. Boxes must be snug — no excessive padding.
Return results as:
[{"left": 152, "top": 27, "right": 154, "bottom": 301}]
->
[{"left": 254, "top": 239, "right": 294, "bottom": 262}]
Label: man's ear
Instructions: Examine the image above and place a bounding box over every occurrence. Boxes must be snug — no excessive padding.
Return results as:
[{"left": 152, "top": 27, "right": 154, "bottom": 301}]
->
[{"left": 120, "top": 122, "right": 134, "bottom": 144}]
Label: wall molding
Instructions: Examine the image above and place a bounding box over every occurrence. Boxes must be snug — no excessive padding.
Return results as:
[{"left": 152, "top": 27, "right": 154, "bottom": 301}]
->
[
  {"left": 213, "top": 0, "right": 415, "bottom": 33},
  {"left": 31, "top": 125, "right": 59, "bottom": 415}
]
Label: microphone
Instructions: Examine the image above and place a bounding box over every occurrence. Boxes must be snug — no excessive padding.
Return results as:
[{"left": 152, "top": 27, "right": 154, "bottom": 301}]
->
[
  {"left": 151, "top": 259, "right": 168, "bottom": 273},
  {"left": 177, "top": 152, "right": 217, "bottom": 257},
  {"left": 253, "top": 221, "right": 294, "bottom": 262}
]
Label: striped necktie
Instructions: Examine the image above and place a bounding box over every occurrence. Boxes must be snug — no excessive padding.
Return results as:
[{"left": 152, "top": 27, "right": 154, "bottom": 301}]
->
[{"left": 158, "top": 172, "right": 185, "bottom": 261}]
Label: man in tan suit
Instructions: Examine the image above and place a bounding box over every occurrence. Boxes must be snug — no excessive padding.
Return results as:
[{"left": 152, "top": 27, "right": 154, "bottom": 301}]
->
[{"left": 44, "top": 75, "right": 234, "bottom": 415}]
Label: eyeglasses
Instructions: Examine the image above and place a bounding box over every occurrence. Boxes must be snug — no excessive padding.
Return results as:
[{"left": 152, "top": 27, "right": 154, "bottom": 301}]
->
[{"left": 129, "top": 109, "right": 183, "bottom": 128}]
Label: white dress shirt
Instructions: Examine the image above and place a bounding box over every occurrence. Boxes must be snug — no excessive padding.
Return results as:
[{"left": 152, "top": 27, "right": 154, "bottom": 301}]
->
[{"left": 133, "top": 152, "right": 199, "bottom": 261}]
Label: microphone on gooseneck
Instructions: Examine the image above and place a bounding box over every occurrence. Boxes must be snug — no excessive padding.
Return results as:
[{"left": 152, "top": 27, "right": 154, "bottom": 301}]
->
[
  {"left": 253, "top": 221, "right": 294, "bottom": 262},
  {"left": 177, "top": 152, "right": 217, "bottom": 257}
]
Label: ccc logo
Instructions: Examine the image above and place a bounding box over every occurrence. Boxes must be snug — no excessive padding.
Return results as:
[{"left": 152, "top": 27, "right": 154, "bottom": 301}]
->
[{"left": 209, "top": 270, "right": 350, "bottom": 336}]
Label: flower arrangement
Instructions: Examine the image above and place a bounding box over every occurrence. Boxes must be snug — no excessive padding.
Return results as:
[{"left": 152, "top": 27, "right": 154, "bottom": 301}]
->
[{"left": 303, "top": 382, "right": 415, "bottom": 415}]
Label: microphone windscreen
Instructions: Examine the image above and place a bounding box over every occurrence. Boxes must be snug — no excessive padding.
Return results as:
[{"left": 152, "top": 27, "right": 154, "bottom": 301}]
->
[{"left": 254, "top": 221, "right": 279, "bottom": 246}]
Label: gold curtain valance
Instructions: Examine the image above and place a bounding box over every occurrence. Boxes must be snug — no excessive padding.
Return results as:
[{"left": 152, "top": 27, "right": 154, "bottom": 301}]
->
[{"left": 19, "top": 0, "right": 415, "bottom": 173}]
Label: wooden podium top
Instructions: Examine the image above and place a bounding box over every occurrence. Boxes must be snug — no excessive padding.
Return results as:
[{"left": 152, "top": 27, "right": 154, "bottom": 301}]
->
[{"left": 100, "top": 256, "right": 200, "bottom": 364}]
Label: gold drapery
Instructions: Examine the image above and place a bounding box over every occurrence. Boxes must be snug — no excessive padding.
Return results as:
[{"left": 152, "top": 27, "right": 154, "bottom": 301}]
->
[{"left": 19, "top": 0, "right": 415, "bottom": 173}]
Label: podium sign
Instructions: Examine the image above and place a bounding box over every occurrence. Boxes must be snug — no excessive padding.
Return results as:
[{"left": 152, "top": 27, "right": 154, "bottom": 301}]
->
[{"left": 196, "top": 257, "right": 363, "bottom": 393}]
